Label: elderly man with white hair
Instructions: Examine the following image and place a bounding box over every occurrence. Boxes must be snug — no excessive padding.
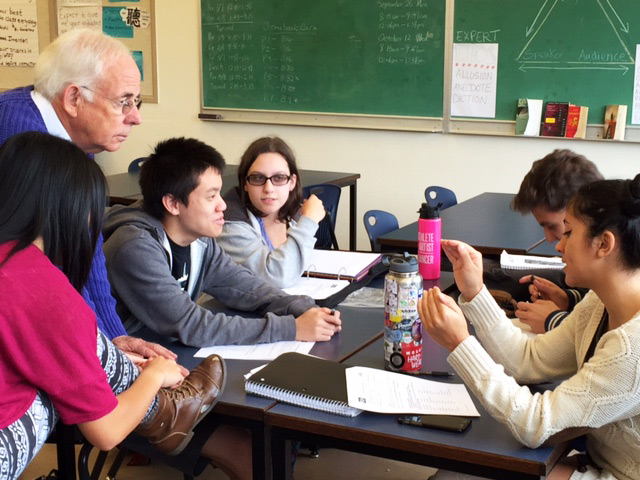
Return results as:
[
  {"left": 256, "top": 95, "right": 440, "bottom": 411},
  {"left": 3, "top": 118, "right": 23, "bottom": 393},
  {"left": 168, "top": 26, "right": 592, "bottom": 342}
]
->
[{"left": 0, "top": 28, "right": 171, "bottom": 362}]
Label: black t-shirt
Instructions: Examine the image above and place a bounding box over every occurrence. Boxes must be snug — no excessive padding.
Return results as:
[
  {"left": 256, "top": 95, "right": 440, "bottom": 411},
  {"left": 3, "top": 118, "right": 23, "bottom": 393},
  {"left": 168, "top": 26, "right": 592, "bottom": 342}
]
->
[{"left": 168, "top": 236, "right": 191, "bottom": 292}]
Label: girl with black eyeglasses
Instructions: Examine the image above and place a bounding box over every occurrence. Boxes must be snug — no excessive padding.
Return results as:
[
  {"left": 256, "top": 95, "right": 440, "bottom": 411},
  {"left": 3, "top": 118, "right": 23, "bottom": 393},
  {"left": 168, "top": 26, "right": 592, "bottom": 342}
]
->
[{"left": 218, "top": 136, "right": 326, "bottom": 288}]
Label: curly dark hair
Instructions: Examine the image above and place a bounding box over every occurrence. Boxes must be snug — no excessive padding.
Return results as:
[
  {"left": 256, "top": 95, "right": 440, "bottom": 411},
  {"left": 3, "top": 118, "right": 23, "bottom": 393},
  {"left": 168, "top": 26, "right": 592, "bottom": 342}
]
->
[{"left": 512, "top": 149, "right": 603, "bottom": 213}]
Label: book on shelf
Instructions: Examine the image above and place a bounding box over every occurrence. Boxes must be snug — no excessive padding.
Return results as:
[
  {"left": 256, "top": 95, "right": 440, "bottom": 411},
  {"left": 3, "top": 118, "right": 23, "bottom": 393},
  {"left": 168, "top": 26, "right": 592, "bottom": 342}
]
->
[
  {"left": 515, "top": 98, "right": 543, "bottom": 136},
  {"left": 541, "top": 101, "right": 569, "bottom": 137},
  {"left": 603, "top": 105, "right": 627, "bottom": 140},
  {"left": 575, "top": 106, "right": 589, "bottom": 139},
  {"left": 245, "top": 352, "right": 363, "bottom": 417},
  {"left": 565, "top": 105, "right": 579, "bottom": 138},
  {"left": 303, "top": 249, "right": 382, "bottom": 282}
]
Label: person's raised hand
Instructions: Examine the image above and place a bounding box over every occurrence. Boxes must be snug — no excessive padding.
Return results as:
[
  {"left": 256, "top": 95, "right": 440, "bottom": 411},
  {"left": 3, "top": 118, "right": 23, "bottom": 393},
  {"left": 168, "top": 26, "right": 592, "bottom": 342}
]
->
[
  {"left": 300, "top": 194, "right": 326, "bottom": 224},
  {"left": 295, "top": 307, "right": 341, "bottom": 341},
  {"left": 441, "top": 239, "right": 483, "bottom": 301},
  {"left": 418, "top": 287, "right": 469, "bottom": 352}
]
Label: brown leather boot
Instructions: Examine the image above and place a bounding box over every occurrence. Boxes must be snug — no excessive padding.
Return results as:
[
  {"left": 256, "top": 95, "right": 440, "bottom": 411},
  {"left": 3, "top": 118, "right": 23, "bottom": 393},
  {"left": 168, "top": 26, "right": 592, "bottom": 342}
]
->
[{"left": 135, "top": 354, "right": 226, "bottom": 455}]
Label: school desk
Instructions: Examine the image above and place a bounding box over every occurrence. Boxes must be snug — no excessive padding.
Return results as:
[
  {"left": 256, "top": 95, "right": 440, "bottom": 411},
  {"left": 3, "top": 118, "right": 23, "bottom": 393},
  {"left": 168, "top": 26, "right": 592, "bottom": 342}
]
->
[
  {"left": 377, "top": 192, "right": 548, "bottom": 256},
  {"left": 105, "top": 166, "right": 361, "bottom": 250},
  {"left": 267, "top": 334, "right": 568, "bottom": 480},
  {"left": 135, "top": 302, "right": 393, "bottom": 480},
  {"left": 132, "top": 274, "right": 454, "bottom": 479}
]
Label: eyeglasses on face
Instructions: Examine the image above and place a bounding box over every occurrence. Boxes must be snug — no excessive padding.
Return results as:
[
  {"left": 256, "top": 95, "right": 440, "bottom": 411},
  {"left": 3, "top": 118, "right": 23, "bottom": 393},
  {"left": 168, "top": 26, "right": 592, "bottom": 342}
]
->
[
  {"left": 246, "top": 174, "right": 291, "bottom": 186},
  {"left": 80, "top": 86, "right": 142, "bottom": 115}
]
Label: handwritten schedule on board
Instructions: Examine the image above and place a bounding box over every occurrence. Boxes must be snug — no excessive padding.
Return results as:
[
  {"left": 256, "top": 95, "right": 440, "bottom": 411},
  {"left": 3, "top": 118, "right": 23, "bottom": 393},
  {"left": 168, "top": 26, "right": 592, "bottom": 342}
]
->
[{"left": 200, "top": 0, "right": 445, "bottom": 118}]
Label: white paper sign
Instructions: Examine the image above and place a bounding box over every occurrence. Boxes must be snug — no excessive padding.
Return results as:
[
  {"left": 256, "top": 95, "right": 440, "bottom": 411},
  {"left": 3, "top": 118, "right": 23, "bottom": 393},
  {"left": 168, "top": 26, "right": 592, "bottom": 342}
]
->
[
  {"left": 451, "top": 43, "right": 499, "bottom": 118},
  {"left": 57, "top": 5, "right": 101, "bottom": 35},
  {"left": 0, "top": 0, "right": 39, "bottom": 67},
  {"left": 346, "top": 366, "right": 480, "bottom": 416},
  {"left": 632, "top": 45, "right": 640, "bottom": 125}
]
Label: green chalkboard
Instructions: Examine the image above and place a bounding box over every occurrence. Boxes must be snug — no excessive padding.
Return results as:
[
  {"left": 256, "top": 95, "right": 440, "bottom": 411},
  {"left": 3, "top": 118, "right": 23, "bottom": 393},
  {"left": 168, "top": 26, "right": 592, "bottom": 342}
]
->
[
  {"left": 200, "top": 0, "right": 445, "bottom": 119},
  {"left": 454, "top": 0, "right": 640, "bottom": 123}
]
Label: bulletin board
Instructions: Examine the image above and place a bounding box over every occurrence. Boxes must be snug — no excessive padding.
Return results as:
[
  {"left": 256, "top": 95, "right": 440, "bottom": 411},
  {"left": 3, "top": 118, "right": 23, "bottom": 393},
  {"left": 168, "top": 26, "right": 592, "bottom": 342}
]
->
[{"left": 0, "top": 0, "right": 157, "bottom": 102}]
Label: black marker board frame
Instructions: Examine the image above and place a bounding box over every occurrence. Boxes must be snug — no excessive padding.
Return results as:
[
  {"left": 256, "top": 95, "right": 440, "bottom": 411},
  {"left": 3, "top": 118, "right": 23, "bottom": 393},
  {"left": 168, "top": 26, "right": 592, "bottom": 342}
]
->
[
  {"left": 450, "top": 0, "right": 640, "bottom": 136},
  {"left": 199, "top": 0, "right": 446, "bottom": 131}
]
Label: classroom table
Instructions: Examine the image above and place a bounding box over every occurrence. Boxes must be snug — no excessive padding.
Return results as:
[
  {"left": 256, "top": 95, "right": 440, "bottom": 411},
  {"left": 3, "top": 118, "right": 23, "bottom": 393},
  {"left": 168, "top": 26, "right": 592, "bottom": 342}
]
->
[
  {"left": 377, "top": 192, "right": 547, "bottom": 256},
  {"left": 134, "top": 273, "right": 455, "bottom": 479},
  {"left": 105, "top": 166, "right": 361, "bottom": 250},
  {"left": 136, "top": 302, "right": 390, "bottom": 480},
  {"left": 268, "top": 334, "right": 568, "bottom": 480}
]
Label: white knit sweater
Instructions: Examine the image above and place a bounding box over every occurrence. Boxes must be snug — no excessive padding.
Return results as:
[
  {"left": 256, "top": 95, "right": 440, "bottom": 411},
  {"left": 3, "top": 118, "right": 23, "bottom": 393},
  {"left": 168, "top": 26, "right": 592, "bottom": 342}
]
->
[{"left": 450, "top": 287, "right": 640, "bottom": 480}]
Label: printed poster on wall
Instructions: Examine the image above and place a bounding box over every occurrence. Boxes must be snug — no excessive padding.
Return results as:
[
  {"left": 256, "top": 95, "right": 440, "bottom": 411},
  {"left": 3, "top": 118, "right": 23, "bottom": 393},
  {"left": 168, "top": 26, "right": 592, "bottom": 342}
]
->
[{"left": 451, "top": 43, "right": 498, "bottom": 118}]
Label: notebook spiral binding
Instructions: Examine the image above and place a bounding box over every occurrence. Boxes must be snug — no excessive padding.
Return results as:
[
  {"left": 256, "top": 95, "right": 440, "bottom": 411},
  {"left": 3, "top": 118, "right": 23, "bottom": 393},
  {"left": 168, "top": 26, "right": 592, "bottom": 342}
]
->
[{"left": 245, "top": 380, "right": 362, "bottom": 417}]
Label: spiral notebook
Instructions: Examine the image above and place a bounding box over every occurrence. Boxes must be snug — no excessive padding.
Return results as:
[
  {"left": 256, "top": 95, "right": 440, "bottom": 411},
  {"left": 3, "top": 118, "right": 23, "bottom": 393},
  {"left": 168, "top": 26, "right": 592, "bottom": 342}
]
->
[
  {"left": 500, "top": 250, "right": 565, "bottom": 270},
  {"left": 245, "top": 352, "right": 363, "bottom": 417}
]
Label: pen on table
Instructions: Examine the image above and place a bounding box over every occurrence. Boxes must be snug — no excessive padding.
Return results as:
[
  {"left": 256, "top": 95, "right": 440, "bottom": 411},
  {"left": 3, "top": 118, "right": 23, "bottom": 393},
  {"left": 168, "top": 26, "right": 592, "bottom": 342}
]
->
[{"left": 421, "top": 371, "right": 454, "bottom": 377}]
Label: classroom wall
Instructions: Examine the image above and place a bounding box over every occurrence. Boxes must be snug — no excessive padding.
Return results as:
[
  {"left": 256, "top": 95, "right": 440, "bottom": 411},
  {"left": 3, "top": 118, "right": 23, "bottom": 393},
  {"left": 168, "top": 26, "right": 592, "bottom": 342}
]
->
[{"left": 96, "top": 0, "right": 640, "bottom": 251}]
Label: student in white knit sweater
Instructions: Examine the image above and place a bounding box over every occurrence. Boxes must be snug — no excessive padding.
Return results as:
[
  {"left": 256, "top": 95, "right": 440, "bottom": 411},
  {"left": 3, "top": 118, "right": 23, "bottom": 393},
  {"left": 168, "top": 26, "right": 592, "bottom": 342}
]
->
[{"left": 419, "top": 174, "right": 640, "bottom": 480}]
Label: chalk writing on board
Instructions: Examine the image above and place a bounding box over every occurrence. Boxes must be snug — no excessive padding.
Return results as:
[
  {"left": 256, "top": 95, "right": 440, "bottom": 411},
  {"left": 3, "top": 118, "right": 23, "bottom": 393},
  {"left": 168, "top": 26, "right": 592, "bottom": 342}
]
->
[
  {"left": 516, "top": 0, "right": 633, "bottom": 74},
  {"left": 201, "top": 0, "right": 446, "bottom": 117},
  {"left": 0, "top": 1, "right": 39, "bottom": 67}
]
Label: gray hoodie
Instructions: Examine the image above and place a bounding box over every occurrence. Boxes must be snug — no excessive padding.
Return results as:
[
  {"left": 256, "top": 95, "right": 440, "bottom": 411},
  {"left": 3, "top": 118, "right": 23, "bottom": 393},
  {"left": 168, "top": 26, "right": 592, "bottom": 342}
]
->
[{"left": 102, "top": 201, "right": 316, "bottom": 347}]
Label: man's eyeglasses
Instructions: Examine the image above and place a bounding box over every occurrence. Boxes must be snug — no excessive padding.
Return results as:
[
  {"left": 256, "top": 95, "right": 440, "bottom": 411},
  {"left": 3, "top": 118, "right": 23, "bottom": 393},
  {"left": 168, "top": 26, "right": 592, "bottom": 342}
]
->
[
  {"left": 246, "top": 174, "right": 291, "bottom": 186},
  {"left": 80, "top": 86, "right": 142, "bottom": 115}
]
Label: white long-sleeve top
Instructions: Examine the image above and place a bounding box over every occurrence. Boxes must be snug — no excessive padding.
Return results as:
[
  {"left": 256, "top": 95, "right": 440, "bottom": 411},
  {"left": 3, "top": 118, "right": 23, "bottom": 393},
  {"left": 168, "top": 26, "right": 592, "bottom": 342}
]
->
[{"left": 449, "top": 287, "right": 640, "bottom": 480}]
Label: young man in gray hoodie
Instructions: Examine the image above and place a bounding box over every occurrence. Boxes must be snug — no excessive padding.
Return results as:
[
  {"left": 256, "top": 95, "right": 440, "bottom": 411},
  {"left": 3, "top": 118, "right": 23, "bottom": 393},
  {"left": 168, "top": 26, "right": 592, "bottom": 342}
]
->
[{"left": 102, "top": 137, "right": 341, "bottom": 348}]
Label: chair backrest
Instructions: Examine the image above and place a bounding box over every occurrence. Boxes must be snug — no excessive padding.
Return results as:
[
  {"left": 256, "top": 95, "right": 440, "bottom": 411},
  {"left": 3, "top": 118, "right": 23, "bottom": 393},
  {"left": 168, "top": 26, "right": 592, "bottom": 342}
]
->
[
  {"left": 128, "top": 157, "right": 147, "bottom": 173},
  {"left": 303, "top": 183, "right": 341, "bottom": 250},
  {"left": 424, "top": 186, "right": 457, "bottom": 210},
  {"left": 363, "top": 210, "right": 399, "bottom": 252}
]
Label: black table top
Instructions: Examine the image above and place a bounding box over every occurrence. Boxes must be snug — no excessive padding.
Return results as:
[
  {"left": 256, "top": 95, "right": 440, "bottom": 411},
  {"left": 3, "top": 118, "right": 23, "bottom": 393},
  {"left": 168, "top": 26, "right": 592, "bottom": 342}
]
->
[
  {"left": 378, "top": 192, "right": 547, "bottom": 256},
  {"left": 268, "top": 332, "right": 565, "bottom": 479}
]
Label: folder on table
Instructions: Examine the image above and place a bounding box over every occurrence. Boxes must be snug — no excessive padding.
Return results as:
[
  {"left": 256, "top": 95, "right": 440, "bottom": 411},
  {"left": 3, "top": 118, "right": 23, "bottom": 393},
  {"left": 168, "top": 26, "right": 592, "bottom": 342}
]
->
[
  {"left": 303, "top": 250, "right": 382, "bottom": 282},
  {"left": 245, "top": 352, "right": 363, "bottom": 417}
]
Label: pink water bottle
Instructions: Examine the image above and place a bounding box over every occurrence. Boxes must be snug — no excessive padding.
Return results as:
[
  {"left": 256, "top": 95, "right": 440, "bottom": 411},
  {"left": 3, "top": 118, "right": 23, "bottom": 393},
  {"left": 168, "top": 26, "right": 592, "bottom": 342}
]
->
[{"left": 417, "top": 203, "right": 441, "bottom": 279}]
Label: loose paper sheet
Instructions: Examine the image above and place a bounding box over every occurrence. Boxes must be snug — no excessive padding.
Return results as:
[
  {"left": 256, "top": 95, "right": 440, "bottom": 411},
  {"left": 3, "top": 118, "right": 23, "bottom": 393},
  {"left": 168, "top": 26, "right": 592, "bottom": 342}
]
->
[
  {"left": 346, "top": 366, "right": 480, "bottom": 416},
  {"left": 195, "top": 340, "right": 314, "bottom": 360},
  {"left": 451, "top": 43, "right": 498, "bottom": 118},
  {"left": 283, "top": 277, "right": 350, "bottom": 300}
]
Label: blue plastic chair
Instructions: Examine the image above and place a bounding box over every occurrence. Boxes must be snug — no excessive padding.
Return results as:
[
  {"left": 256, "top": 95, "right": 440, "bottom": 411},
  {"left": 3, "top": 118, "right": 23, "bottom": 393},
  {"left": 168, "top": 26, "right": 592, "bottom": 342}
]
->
[
  {"left": 303, "top": 183, "right": 341, "bottom": 250},
  {"left": 424, "top": 186, "right": 457, "bottom": 210},
  {"left": 363, "top": 210, "right": 399, "bottom": 252},
  {"left": 128, "top": 157, "right": 147, "bottom": 173}
]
